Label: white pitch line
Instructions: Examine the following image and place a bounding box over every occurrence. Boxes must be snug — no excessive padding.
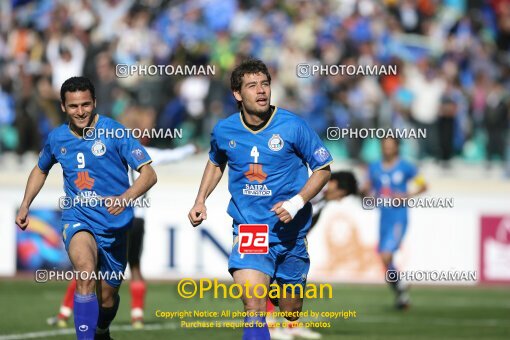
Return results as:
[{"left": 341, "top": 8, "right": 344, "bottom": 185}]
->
[
  {"left": 0, "top": 322, "right": 180, "bottom": 340},
  {"left": 0, "top": 319, "right": 253, "bottom": 340},
  {"left": 0, "top": 316, "right": 507, "bottom": 339}
]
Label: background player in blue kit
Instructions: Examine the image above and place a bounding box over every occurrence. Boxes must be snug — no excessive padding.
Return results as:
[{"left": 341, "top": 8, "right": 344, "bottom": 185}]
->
[
  {"left": 188, "top": 59, "right": 332, "bottom": 340},
  {"left": 362, "top": 138, "right": 427, "bottom": 309},
  {"left": 15, "top": 77, "right": 157, "bottom": 340}
]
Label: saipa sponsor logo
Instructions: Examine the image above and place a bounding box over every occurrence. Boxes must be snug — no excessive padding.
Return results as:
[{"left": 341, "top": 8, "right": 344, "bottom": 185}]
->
[
  {"left": 242, "top": 184, "right": 272, "bottom": 196},
  {"left": 243, "top": 162, "right": 272, "bottom": 196}
]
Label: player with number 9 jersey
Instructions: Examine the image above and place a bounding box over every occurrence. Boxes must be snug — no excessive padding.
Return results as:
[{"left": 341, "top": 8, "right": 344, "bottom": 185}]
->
[
  {"left": 38, "top": 114, "right": 152, "bottom": 232},
  {"left": 17, "top": 77, "right": 157, "bottom": 340}
]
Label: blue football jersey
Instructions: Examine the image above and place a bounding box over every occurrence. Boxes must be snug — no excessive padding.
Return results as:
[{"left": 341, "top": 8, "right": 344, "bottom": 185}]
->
[
  {"left": 368, "top": 158, "right": 418, "bottom": 216},
  {"left": 209, "top": 107, "right": 333, "bottom": 242},
  {"left": 38, "top": 115, "right": 152, "bottom": 232}
]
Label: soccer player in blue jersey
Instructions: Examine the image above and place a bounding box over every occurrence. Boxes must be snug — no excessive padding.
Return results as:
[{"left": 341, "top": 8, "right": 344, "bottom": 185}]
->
[
  {"left": 15, "top": 77, "right": 157, "bottom": 340},
  {"left": 362, "top": 137, "right": 427, "bottom": 309},
  {"left": 188, "top": 59, "right": 332, "bottom": 340}
]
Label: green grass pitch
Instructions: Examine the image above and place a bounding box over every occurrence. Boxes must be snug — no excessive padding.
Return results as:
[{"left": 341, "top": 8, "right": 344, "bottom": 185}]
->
[{"left": 0, "top": 281, "right": 508, "bottom": 339}]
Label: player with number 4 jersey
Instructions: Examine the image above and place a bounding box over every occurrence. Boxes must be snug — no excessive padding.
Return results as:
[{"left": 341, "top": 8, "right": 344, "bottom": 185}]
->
[
  {"left": 209, "top": 107, "right": 332, "bottom": 243},
  {"left": 188, "top": 59, "right": 332, "bottom": 340}
]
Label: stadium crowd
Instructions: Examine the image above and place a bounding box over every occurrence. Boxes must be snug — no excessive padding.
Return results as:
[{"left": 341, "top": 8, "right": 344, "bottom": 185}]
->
[{"left": 0, "top": 0, "right": 509, "bottom": 165}]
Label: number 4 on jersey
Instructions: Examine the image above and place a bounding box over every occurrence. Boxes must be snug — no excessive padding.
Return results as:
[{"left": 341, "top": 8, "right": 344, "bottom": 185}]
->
[{"left": 250, "top": 146, "right": 259, "bottom": 163}]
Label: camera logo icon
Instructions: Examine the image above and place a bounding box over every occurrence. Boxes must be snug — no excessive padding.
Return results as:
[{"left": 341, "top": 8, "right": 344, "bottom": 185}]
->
[
  {"left": 327, "top": 127, "right": 340, "bottom": 140},
  {"left": 83, "top": 127, "right": 96, "bottom": 141},
  {"left": 296, "top": 63, "right": 311, "bottom": 78},
  {"left": 362, "top": 197, "right": 376, "bottom": 210},
  {"left": 115, "top": 64, "right": 130, "bottom": 78},
  {"left": 59, "top": 196, "right": 73, "bottom": 210},
  {"left": 385, "top": 270, "right": 398, "bottom": 283},
  {"left": 35, "top": 269, "right": 48, "bottom": 283}
]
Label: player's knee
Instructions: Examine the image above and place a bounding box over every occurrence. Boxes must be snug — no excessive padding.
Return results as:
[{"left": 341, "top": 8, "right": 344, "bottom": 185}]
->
[
  {"left": 101, "top": 293, "right": 116, "bottom": 308},
  {"left": 284, "top": 309, "right": 301, "bottom": 321},
  {"left": 280, "top": 301, "right": 303, "bottom": 321},
  {"left": 285, "top": 314, "right": 300, "bottom": 322},
  {"left": 100, "top": 283, "right": 119, "bottom": 308},
  {"left": 69, "top": 247, "right": 97, "bottom": 273},
  {"left": 281, "top": 305, "right": 302, "bottom": 321},
  {"left": 75, "top": 276, "right": 95, "bottom": 294},
  {"left": 243, "top": 297, "right": 266, "bottom": 313}
]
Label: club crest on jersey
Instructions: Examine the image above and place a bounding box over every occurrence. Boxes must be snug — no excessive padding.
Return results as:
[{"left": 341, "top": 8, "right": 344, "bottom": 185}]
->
[
  {"left": 60, "top": 147, "right": 67, "bottom": 155},
  {"left": 268, "top": 134, "right": 284, "bottom": 151},
  {"left": 229, "top": 140, "right": 236, "bottom": 148},
  {"left": 392, "top": 171, "right": 403, "bottom": 184},
  {"left": 91, "top": 140, "right": 106, "bottom": 156}
]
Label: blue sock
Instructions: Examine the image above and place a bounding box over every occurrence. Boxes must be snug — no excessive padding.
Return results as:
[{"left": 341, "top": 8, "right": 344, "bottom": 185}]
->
[
  {"left": 96, "top": 294, "right": 120, "bottom": 333},
  {"left": 74, "top": 293, "right": 98, "bottom": 340},
  {"left": 243, "top": 315, "right": 269, "bottom": 340}
]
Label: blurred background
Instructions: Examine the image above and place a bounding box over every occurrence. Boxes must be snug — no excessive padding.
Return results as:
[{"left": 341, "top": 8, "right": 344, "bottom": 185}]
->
[
  {"left": 0, "top": 0, "right": 509, "bottom": 165},
  {"left": 0, "top": 0, "right": 509, "bottom": 339}
]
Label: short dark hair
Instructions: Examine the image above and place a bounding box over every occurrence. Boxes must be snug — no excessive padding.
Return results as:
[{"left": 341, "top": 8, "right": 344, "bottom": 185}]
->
[
  {"left": 60, "top": 76, "right": 96, "bottom": 104},
  {"left": 231, "top": 59, "right": 271, "bottom": 108},
  {"left": 330, "top": 171, "right": 358, "bottom": 196},
  {"left": 382, "top": 137, "right": 400, "bottom": 147}
]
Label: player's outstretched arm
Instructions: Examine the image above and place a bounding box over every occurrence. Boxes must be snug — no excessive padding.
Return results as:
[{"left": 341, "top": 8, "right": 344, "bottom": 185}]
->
[
  {"left": 107, "top": 163, "right": 157, "bottom": 215},
  {"left": 272, "top": 165, "right": 332, "bottom": 224},
  {"left": 188, "top": 160, "right": 226, "bottom": 227},
  {"left": 16, "top": 165, "right": 49, "bottom": 230}
]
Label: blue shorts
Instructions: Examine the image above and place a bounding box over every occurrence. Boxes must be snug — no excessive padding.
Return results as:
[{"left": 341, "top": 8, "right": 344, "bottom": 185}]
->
[
  {"left": 228, "top": 237, "right": 310, "bottom": 292},
  {"left": 62, "top": 220, "right": 130, "bottom": 287},
  {"left": 379, "top": 215, "right": 407, "bottom": 253}
]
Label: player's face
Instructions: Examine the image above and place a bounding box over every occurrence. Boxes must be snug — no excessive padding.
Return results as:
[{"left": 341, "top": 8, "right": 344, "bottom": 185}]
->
[
  {"left": 61, "top": 90, "right": 96, "bottom": 131},
  {"left": 234, "top": 72, "right": 271, "bottom": 115},
  {"left": 382, "top": 138, "right": 399, "bottom": 160}
]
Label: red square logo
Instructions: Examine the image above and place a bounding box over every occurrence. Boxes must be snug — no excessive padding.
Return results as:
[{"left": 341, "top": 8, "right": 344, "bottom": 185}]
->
[{"left": 238, "top": 224, "right": 269, "bottom": 254}]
